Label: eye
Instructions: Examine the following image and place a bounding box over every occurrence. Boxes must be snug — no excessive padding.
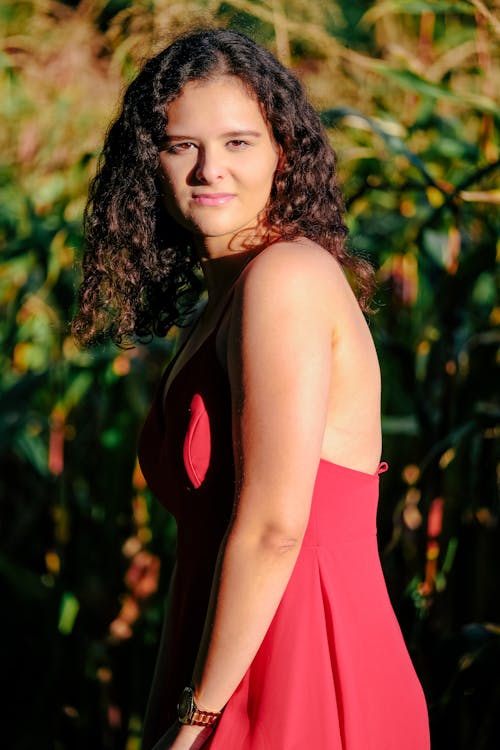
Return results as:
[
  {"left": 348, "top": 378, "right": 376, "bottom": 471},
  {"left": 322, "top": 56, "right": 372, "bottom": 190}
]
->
[
  {"left": 226, "top": 139, "right": 250, "bottom": 150},
  {"left": 166, "top": 141, "right": 197, "bottom": 154}
]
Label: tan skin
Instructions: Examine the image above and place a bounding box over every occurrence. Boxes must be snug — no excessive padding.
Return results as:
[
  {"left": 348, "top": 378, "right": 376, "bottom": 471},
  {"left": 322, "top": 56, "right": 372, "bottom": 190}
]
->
[{"left": 148, "top": 77, "right": 381, "bottom": 750}]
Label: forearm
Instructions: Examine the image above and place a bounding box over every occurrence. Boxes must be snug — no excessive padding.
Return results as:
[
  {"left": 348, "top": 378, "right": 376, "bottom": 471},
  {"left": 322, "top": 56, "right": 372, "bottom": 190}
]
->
[{"left": 191, "top": 517, "right": 303, "bottom": 711}]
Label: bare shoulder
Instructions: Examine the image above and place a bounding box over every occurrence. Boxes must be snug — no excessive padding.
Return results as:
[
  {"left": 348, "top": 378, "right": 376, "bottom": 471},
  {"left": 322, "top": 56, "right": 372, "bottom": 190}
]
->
[
  {"left": 247, "top": 238, "right": 345, "bottom": 282},
  {"left": 233, "top": 238, "right": 358, "bottom": 323}
]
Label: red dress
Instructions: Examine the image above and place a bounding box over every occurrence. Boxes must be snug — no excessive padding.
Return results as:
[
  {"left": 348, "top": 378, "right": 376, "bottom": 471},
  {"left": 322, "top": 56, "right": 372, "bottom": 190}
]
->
[{"left": 138, "top": 308, "right": 430, "bottom": 750}]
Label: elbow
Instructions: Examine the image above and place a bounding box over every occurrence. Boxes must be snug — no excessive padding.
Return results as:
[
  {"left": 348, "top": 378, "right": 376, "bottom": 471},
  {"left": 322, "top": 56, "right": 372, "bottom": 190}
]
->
[
  {"left": 247, "top": 521, "right": 306, "bottom": 556},
  {"left": 230, "top": 487, "right": 311, "bottom": 556}
]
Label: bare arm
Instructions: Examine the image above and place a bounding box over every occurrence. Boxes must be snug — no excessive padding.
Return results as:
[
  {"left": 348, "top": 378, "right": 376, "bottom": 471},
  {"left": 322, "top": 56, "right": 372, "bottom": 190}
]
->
[
  {"left": 191, "top": 244, "right": 336, "bottom": 710},
  {"left": 164, "top": 243, "right": 338, "bottom": 749}
]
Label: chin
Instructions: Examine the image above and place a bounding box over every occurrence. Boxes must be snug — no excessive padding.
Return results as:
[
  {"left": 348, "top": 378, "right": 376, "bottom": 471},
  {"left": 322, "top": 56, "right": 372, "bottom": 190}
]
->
[{"left": 195, "top": 222, "right": 245, "bottom": 238}]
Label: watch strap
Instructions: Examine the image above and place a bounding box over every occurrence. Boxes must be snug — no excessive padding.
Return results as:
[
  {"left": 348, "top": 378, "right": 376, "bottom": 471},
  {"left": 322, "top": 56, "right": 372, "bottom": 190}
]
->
[{"left": 190, "top": 707, "right": 221, "bottom": 727}]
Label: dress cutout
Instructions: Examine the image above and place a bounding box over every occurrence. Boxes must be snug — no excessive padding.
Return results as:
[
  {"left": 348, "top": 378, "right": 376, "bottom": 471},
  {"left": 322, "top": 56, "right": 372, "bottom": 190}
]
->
[{"left": 138, "top": 299, "right": 430, "bottom": 750}]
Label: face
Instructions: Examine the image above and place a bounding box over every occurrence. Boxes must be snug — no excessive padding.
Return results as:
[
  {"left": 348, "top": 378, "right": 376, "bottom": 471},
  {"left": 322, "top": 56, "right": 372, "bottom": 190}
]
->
[{"left": 158, "top": 76, "right": 280, "bottom": 255}]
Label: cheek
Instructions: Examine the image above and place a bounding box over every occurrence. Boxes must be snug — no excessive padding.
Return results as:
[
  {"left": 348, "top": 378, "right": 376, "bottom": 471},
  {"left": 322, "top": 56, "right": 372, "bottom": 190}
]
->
[
  {"left": 249, "top": 153, "right": 279, "bottom": 197},
  {"left": 158, "top": 152, "right": 191, "bottom": 189},
  {"left": 158, "top": 166, "right": 186, "bottom": 214},
  {"left": 157, "top": 182, "right": 188, "bottom": 230},
  {"left": 261, "top": 148, "right": 280, "bottom": 182},
  {"left": 159, "top": 163, "right": 176, "bottom": 193}
]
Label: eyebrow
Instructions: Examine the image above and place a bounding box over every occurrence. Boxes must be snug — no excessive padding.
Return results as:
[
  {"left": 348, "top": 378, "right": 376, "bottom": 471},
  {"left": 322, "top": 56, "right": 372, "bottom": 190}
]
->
[{"left": 164, "top": 130, "right": 263, "bottom": 140}]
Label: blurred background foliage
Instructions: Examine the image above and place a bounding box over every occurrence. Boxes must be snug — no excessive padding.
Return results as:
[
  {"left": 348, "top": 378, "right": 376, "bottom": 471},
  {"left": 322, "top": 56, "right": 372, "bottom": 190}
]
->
[{"left": 1, "top": 0, "right": 499, "bottom": 748}]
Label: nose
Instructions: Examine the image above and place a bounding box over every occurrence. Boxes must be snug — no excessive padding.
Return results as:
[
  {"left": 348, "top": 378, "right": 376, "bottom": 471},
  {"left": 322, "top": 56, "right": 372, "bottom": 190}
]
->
[{"left": 194, "top": 146, "right": 225, "bottom": 184}]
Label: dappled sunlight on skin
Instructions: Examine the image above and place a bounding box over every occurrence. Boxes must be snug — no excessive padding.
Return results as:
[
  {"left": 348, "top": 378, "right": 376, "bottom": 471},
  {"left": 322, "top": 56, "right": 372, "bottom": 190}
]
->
[{"left": 158, "top": 77, "right": 280, "bottom": 259}]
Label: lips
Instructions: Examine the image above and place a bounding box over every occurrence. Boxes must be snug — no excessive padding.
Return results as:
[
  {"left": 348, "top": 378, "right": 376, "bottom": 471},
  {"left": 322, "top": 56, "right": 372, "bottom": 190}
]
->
[{"left": 192, "top": 193, "right": 235, "bottom": 207}]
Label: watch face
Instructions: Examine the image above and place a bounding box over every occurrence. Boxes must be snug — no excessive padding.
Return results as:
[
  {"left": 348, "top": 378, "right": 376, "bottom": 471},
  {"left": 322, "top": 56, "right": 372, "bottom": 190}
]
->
[{"left": 178, "top": 687, "right": 194, "bottom": 722}]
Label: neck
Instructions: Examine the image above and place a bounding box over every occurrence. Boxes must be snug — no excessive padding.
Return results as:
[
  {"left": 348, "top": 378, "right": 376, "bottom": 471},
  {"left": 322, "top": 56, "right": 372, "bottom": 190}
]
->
[
  {"left": 200, "top": 248, "right": 261, "bottom": 303},
  {"left": 193, "top": 226, "right": 267, "bottom": 302}
]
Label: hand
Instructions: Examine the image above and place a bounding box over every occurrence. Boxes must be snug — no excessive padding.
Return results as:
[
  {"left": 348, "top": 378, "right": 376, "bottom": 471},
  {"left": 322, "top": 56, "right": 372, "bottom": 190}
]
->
[{"left": 151, "top": 721, "right": 213, "bottom": 750}]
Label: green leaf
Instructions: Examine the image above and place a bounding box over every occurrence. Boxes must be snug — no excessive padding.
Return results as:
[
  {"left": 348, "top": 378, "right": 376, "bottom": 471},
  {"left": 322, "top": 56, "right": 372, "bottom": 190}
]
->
[
  {"left": 382, "top": 415, "right": 420, "bottom": 435},
  {"left": 58, "top": 592, "right": 80, "bottom": 635},
  {"left": 422, "top": 229, "right": 449, "bottom": 269},
  {"left": 373, "top": 65, "right": 499, "bottom": 115},
  {"left": 472, "top": 273, "right": 497, "bottom": 307},
  {"left": 14, "top": 430, "right": 49, "bottom": 475},
  {"left": 59, "top": 371, "right": 94, "bottom": 414},
  {"left": 101, "top": 427, "right": 123, "bottom": 449},
  {"left": 363, "top": 0, "right": 476, "bottom": 26},
  {"left": 322, "top": 107, "right": 439, "bottom": 186}
]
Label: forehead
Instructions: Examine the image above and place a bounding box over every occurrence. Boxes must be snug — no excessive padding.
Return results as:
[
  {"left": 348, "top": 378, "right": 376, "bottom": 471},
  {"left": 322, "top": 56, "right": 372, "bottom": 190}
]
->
[{"left": 165, "top": 76, "right": 267, "bottom": 132}]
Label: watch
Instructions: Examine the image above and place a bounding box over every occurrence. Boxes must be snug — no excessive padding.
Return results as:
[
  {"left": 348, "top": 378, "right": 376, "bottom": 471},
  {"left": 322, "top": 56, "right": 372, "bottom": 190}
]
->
[{"left": 177, "top": 686, "right": 222, "bottom": 727}]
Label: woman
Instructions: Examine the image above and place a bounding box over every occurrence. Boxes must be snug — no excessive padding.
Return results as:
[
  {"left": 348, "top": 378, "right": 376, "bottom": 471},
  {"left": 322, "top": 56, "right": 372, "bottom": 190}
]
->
[{"left": 73, "top": 28, "right": 430, "bottom": 750}]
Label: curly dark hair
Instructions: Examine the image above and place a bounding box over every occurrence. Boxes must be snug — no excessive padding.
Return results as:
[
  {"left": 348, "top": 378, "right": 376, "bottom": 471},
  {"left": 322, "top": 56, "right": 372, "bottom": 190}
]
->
[{"left": 72, "top": 27, "right": 374, "bottom": 347}]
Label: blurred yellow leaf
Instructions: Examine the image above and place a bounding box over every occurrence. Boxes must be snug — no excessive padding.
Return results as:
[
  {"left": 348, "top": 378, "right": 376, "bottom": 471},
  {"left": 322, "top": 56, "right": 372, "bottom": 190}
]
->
[{"left": 459, "top": 189, "right": 500, "bottom": 204}]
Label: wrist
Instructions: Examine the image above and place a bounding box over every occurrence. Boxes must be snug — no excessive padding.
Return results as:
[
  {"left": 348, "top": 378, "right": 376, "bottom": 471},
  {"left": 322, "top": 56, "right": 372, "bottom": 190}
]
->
[
  {"left": 178, "top": 722, "right": 212, "bottom": 737},
  {"left": 193, "top": 690, "right": 221, "bottom": 714},
  {"left": 177, "top": 686, "right": 222, "bottom": 727}
]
